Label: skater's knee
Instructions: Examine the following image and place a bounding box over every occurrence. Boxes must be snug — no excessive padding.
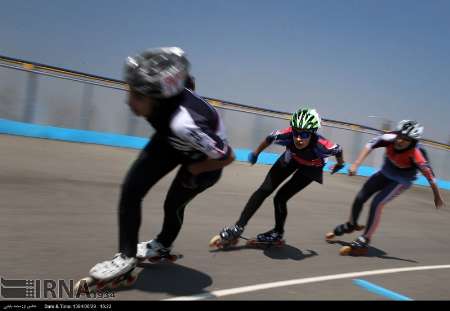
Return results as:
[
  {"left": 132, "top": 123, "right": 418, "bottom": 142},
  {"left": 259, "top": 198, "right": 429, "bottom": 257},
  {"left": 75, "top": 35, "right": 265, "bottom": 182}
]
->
[
  {"left": 163, "top": 193, "right": 189, "bottom": 210},
  {"left": 354, "top": 191, "right": 368, "bottom": 205},
  {"left": 121, "top": 185, "right": 144, "bottom": 202},
  {"left": 255, "top": 186, "right": 273, "bottom": 198},
  {"left": 370, "top": 198, "right": 383, "bottom": 210},
  {"left": 163, "top": 199, "right": 188, "bottom": 224},
  {"left": 119, "top": 190, "right": 144, "bottom": 213}
]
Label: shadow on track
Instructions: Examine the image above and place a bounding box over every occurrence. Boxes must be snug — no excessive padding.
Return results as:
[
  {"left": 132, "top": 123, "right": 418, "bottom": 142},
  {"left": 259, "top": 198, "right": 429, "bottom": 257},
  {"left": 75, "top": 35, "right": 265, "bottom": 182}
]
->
[
  {"left": 326, "top": 240, "right": 418, "bottom": 263},
  {"left": 210, "top": 243, "right": 318, "bottom": 261}
]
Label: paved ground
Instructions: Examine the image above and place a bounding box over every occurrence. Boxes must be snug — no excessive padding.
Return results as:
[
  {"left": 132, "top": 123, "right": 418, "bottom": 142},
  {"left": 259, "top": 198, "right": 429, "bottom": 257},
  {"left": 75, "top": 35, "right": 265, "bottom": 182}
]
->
[{"left": 1, "top": 134, "right": 449, "bottom": 301}]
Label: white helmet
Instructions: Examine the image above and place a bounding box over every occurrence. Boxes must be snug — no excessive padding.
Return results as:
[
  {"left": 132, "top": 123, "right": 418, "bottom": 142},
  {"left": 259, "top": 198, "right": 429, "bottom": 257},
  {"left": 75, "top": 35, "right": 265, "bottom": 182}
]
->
[{"left": 396, "top": 120, "right": 424, "bottom": 140}]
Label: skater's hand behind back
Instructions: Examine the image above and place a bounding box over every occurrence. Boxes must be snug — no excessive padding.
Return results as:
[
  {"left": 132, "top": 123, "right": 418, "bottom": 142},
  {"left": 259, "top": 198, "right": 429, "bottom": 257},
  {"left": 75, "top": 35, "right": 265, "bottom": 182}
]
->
[
  {"left": 434, "top": 195, "right": 445, "bottom": 209},
  {"left": 330, "top": 162, "right": 345, "bottom": 175},
  {"left": 248, "top": 152, "right": 259, "bottom": 165},
  {"left": 348, "top": 163, "right": 359, "bottom": 176}
]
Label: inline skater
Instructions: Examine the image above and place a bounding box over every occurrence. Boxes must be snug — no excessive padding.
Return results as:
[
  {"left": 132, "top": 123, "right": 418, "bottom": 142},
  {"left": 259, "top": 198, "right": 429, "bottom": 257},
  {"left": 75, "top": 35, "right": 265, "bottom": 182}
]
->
[
  {"left": 81, "top": 47, "right": 235, "bottom": 290},
  {"left": 211, "top": 108, "right": 345, "bottom": 248},
  {"left": 326, "top": 120, "right": 445, "bottom": 255}
]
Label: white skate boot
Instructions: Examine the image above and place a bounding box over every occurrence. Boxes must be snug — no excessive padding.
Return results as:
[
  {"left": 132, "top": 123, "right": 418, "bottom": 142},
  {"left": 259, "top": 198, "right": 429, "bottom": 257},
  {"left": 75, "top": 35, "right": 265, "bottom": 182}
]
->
[
  {"left": 137, "top": 239, "right": 182, "bottom": 263},
  {"left": 89, "top": 253, "right": 137, "bottom": 281},
  {"left": 75, "top": 253, "right": 138, "bottom": 294}
]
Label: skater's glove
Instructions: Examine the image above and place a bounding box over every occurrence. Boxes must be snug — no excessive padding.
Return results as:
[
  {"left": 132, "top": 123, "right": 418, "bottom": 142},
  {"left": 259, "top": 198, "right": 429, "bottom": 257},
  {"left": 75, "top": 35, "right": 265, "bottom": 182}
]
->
[
  {"left": 330, "top": 162, "right": 345, "bottom": 175},
  {"left": 248, "top": 152, "right": 259, "bottom": 165}
]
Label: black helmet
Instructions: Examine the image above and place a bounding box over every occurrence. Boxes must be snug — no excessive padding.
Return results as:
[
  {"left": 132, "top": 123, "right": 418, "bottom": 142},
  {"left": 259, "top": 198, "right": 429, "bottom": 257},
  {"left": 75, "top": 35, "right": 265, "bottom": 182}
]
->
[
  {"left": 124, "top": 47, "right": 190, "bottom": 98},
  {"left": 185, "top": 75, "right": 196, "bottom": 91}
]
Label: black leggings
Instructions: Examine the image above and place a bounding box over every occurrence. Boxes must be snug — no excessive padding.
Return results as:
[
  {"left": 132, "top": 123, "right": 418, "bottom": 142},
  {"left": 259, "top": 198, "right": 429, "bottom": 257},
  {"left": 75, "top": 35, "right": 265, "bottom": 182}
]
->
[
  {"left": 349, "top": 171, "right": 409, "bottom": 240},
  {"left": 119, "top": 136, "right": 222, "bottom": 257},
  {"left": 236, "top": 156, "right": 313, "bottom": 234}
]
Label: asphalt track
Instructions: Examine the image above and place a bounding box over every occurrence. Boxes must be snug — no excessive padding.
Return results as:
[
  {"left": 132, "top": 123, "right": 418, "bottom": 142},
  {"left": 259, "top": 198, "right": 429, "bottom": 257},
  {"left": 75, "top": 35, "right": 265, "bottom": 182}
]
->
[{"left": 1, "top": 134, "right": 450, "bottom": 301}]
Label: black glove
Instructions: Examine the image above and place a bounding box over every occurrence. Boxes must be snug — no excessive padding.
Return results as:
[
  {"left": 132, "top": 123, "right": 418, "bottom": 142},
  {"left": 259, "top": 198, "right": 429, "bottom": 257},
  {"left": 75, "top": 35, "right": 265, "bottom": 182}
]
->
[
  {"left": 330, "top": 163, "right": 345, "bottom": 175},
  {"left": 248, "top": 152, "right": 259, "bottom": 165}
]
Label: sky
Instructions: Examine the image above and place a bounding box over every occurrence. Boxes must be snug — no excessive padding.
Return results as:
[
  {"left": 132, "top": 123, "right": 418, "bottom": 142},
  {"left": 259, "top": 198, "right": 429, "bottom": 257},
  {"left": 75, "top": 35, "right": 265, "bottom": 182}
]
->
[{"left": 0, "top": 0, "right": 449, "bottom": 142}]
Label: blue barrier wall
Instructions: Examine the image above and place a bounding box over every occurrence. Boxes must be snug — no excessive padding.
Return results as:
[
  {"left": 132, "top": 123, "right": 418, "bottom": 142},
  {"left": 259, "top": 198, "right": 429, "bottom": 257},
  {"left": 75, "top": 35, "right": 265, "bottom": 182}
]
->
[{"left": 1, "top": 118, "right": 448, "bottom": 190}]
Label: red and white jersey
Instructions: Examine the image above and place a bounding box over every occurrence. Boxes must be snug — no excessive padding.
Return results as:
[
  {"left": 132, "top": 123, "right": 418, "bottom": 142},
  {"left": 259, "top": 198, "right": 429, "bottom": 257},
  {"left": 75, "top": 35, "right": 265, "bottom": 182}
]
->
[{"left": 366, "top": 133, "right": 435, "bottom": 184}]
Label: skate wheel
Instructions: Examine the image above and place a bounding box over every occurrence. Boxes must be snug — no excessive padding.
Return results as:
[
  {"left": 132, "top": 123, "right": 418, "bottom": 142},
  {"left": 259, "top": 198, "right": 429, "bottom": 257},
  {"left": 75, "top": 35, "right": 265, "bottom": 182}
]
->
[
  {"left": 148, "top": 253, "right": 183, "bottom": 263},
  {"left": 246, "top": 239, "right": 257, "bottom": 246},
  {"left": 270, "top": 240, "right": 285, "bottom": 247},
  {"left": 209, "top": 235, "right": 223, "bottom": 249},
  {"left": 149, "top": 256, "right": 167, "bottom": 263},
  {"left": 126, "top": 272, "right": 138, "bottom": 286},
  {"left": 325, "top": 232, "right": 335, "bottom": 241},
  {"left": 352, "top": 247, "right": 369, "bottom": 256},
  {"left": 171, "top": 253, "right": 184, "bottom": 261},
  {"left": 110, "top": 279, "right": 121, "bottom": 289},
  {"left": 209, "top": 235, "right": 238, "bottom": 249},
  {"left": 339, "top": 246, "right": 352, "bottom": 256},
  {"left": 355, "top": 224, "right": 365, "bottom": 231},
  {"left": 276, "top": 240, "right": 286, "bottom": 247},
  {"left": 96, "top": 281, "right": 107, "bottom": 291},
  {"left": 148, "top": 257, "right": 161, "bottom": 263},
  {"left": 166, "top": 255, "right": 177, "bottom": 262}
]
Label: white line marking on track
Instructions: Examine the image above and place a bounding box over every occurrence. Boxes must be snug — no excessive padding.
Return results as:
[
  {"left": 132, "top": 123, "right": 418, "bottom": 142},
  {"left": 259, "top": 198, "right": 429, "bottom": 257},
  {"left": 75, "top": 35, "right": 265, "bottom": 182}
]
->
[{"left": 165, "top": 264, "right": 450, "bottom": 300}]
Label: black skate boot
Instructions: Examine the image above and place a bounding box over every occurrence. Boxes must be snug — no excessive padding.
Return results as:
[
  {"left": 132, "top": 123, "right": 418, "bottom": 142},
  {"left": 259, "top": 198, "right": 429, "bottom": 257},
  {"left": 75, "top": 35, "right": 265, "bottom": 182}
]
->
[
  {"left": 339, "top": 236, "right": 370, "bottom": 256},
  {"left": 325, "top": 222, "right": 365, "bottom": 241},
  {"left": 209, "top": 225, "right": 244, "bottom": 249},
  {"left": 247, "top": 229, "right": 285, "bottom": 247}
]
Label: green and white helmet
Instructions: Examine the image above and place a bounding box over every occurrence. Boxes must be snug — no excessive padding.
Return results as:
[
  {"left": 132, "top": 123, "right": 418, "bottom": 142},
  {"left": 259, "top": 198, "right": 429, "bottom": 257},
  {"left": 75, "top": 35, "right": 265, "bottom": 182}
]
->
[{"left": 290, "top": 108, "right": 321, "bottom": 132}]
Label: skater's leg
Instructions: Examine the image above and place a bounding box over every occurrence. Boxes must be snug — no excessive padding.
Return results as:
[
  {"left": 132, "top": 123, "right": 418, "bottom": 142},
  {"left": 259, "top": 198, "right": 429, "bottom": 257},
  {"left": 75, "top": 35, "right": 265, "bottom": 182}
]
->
[
  {"left": 349, "top": 172, "right": 390, "bottom": 225},
  {"left": 156, "top": 167, "right": 223, "bottom": 247},
  {"left": 236, "top": 155, "right": 296, "bottom": 228},
  {"left": 272, "top": 171, "right": 313, "bottom": 234},
  {"left": 119, "top": 137, "right": 179, "bottom": 258},
  {"left": 362, "top": 181, "right": 410, "bottom": 240}
]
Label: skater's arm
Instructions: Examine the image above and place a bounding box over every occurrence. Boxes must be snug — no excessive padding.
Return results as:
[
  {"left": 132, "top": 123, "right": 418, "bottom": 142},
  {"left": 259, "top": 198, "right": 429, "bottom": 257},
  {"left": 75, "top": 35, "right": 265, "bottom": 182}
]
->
[
  {"left": 255, "top": 138, "right": 271, "bottom": 154},
  {"left": 187, "top": 147, "right": 235, "bottom": 175},
  {"left": 335, "top": 153, "right": 345, "bottom": 165},
  {"left": 170, "top": 118, "right": 235, "bottom": 175},
  {"left": 414, "top": 149, "right": 445, "bottom": 209},
  {"left": 248, "top": 127, "right": 291, "bottom": 165},
  {"left": 348, "top": 134, "right": 392, "bottom": 176},
  {"left": 365, "top": 133, "right": 396, "bottom": 150},
  {"left": 247, "top": 138, "right": 272, "bottom": 165},
  {"left": 429, "top": 182, "right": 445, "bottom": 209},
  {"left": 330, "top": 153, "right": 346, "bottom": 175},
  {"left": 349, "top": 146, "right": 371, "bottom": 176},
  {"left": 316, "top": 137, "right": 345, "bottom": 174}
]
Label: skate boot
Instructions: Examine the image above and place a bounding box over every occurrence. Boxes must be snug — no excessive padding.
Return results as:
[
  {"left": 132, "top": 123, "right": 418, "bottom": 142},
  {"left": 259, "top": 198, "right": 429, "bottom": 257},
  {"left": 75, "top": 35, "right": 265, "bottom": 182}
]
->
[
  {"left": 75, "top": 253, "right": 138, "bottom": 295},
  {"left": 209, "top": 225, "right": 244, "bottom": 249},
  {"left": 325, "top": 222, "right": 365, "bottom": 241},
  {"left": 247, "top": 229, "right": 285, "bottom": 247},
  {"left": 339, "top": 236, "right": 370, "bottom": 256},
  {"left": 137, "top": 239, "right": 182, "bottom": 263}
]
